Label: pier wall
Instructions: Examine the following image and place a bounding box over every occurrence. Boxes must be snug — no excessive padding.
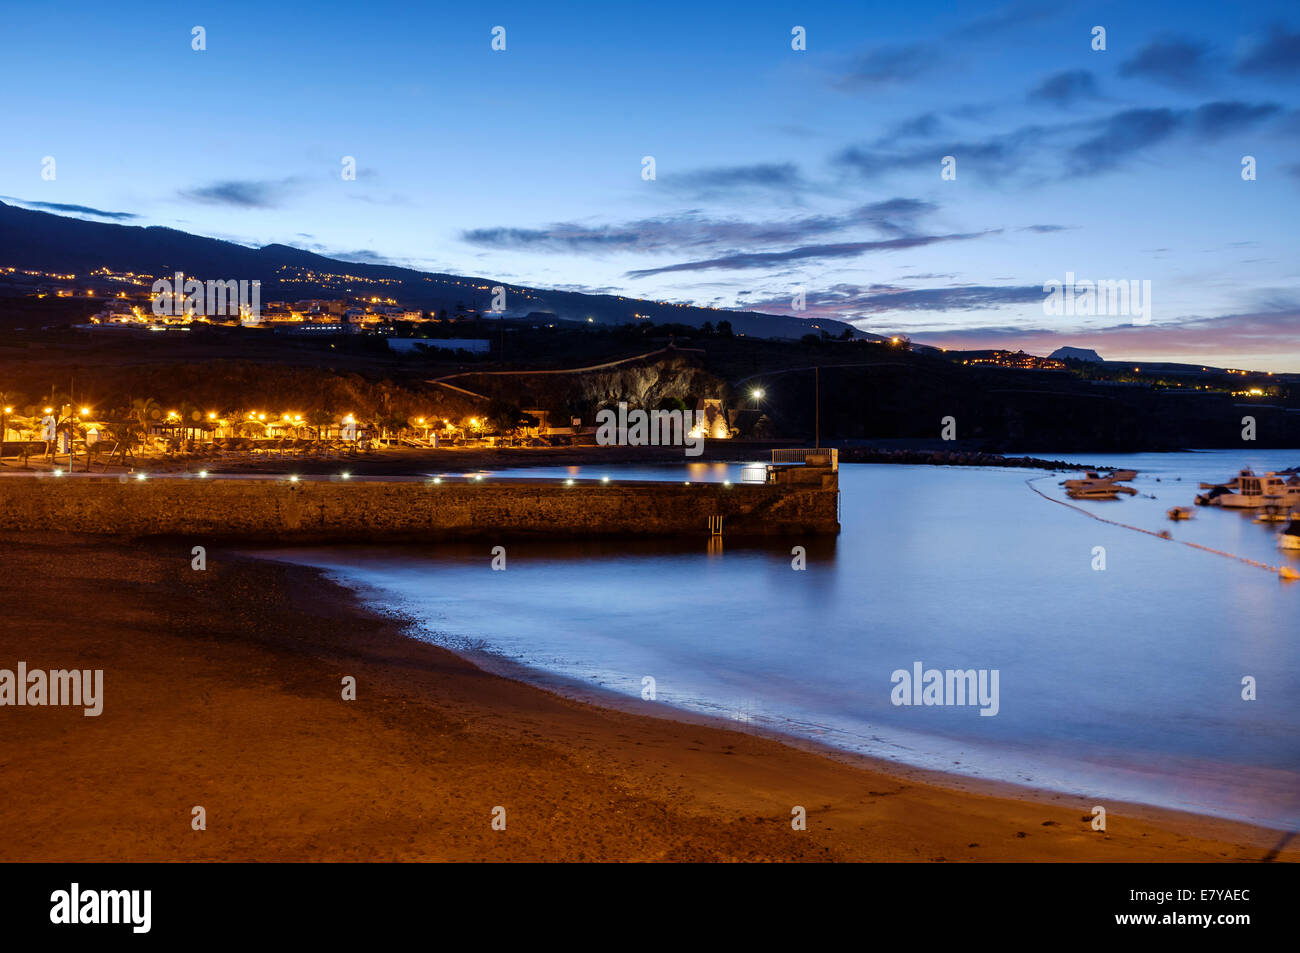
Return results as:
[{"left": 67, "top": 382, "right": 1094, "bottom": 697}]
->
[{"left": 0, "top": 476, "right": 839, "bottom": 541}]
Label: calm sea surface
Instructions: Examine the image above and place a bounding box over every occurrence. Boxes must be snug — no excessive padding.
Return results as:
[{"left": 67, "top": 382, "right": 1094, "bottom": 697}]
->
[{"left": 262, "top": 449, "right": 1300, "bottom": 830}]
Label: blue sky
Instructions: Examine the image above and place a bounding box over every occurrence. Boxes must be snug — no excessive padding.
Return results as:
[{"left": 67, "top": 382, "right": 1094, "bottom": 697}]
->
[{"left": 3, "top": 0, "right": 1298, "bottom": 369}]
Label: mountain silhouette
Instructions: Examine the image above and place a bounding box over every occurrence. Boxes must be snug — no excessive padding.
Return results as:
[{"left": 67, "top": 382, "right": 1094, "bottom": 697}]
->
[{"left": 0, "top": 200, "right": 867, "bottom": 339}]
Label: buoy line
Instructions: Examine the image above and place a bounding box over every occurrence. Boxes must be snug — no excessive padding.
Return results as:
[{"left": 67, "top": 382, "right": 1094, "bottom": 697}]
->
[{"left": 1025, "top": 477, "right": 1299, "bottom": 580}]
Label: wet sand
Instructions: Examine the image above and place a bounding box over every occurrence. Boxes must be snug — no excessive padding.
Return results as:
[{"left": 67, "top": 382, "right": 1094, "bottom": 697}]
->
[{"left": 0, "top": 532, "right": 1293, "bottom": 862}]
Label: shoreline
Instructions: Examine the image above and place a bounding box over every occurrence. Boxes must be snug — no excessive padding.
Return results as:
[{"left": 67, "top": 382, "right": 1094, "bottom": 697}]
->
[
  {"left": 290, "top": 559, "right": 1300, "bottom": 839},
  {"left": 2, "top": 532, "right": 1294, "bottom": 862}
]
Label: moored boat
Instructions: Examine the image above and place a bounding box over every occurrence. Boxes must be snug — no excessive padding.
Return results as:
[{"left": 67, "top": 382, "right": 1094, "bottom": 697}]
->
[
  {"left": 1218, "top": 472, "right": 1300, "bottom": 508},
  {"left": 1064, "top": 470, "right": 1137, "bottom": 499},
  {"left": 1167, "top": 506, "right": 1194, "bottom": 520}
]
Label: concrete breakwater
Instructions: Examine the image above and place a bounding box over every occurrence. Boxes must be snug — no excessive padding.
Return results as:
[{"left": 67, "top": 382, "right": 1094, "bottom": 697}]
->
[{"left": 0, "top": 474, "right": 839, "bottom": 541}]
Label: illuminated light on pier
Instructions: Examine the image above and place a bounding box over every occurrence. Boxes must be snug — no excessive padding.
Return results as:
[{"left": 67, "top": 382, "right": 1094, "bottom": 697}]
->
[
  {"left": 135, "top": 473, "right": 147, "bottom": 481},
  {"left": 198, "top": 471, "right": 208, "bottom": 478},
  {"left": 53, "top": 469, "right": 64, "bottom": 477},
  {"left": 289, "top": 475, "right": 299, "bottom": 483},
  {"left": 340, "top": 471, "right": 350, "bottom": 480},
  {"left": 601, "top": 476, "right": 610, "bottom": 483}
]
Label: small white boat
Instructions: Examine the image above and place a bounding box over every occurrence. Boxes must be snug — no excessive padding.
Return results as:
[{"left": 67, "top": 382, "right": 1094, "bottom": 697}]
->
[{"left": 1167, "top": 506, "right": 1194, "bottom": 521}]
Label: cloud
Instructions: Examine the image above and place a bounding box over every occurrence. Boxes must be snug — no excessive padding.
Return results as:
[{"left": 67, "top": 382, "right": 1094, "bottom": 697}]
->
[
  {"left": 462, "top": 198, "right": 939, "bottom": 255},
  {"left": 179, "top": 178, "right": 298, "bottom": 209},
  {"left": 665, "top": 162, "right": 806, "bottom": 193},
  {"left": 1067, "top": 103, "right": 1280, "bottom": 174},
  {"left": 955, "top": 1, "right": 1057, "bottom": 38},
  {"left": 1236, "top": 23, "right": 1300, "bottom": 78},
  {"left": 1028, "top": 70, "right": 1101, "bottom": 107},
  {"left": 835, "top": 44, "right": 936, "bottom": 90},
  {"left": 840, "top": 98, "right": 1281, "bottom": 183},
  {"left": 889, "top": 112, "right": 945, "bottom": 139},
  {"left": 745, "top": 283, "right": 1047, "bottom": 317},
  {"left": 837, "top": 123, "right": 1049, "bottom": 181},
  {"left": 623, "top": 231, "right": 996, "bottom": 278},
  {"left": 1118, "top": 37, "right": 1212, "bottom": 88},
  {"left": 331, "top": 249, "right": 399, "bottom": 265},
  {"left": 2, "top": 197, "right": 137, "bottom": 220},
  {"left": 1192, "top": 101, "right": 1282, "bottom": 140},
  {"left": 1068, "top": 108, "right": 1184, "bottom": 175}
]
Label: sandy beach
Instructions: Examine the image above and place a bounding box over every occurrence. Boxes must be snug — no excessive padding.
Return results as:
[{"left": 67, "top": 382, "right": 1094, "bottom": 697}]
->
[{"left": 1, "top": 531, "right": 1294, "bottom": 862}]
